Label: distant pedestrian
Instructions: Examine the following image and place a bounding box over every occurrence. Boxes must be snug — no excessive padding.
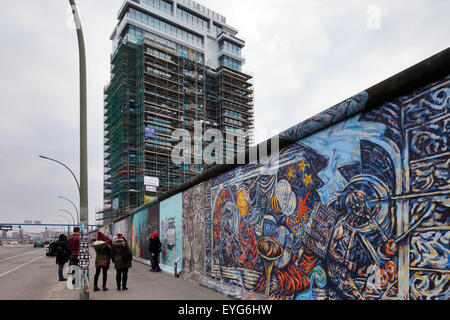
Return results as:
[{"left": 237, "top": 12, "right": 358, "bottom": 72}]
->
[
  {"left": 111, "top": 233, "right": 132, "bottom": 291},
  {"left": 54, "top": 234, "right": 71, "bottom": 281},
  {"left": 68, "top": 227, "right": 80, "bottom": 265},
  {"left": 149, "top": 232, "right": 162, "bottom": 272},
  {"left": 93, "top": 232, "right": 111, "bottom": 292}
]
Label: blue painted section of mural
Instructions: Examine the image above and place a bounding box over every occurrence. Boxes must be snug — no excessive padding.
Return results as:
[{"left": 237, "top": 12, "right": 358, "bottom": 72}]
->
[
  {"left": 131, "top": 208, "right": 150, "bottom": 260},
  {"left": 279, "top": 92, "right": 369, "bottom": 143},
  {"left": 160, "top": 193, "right": 183, "bottom": 275}
]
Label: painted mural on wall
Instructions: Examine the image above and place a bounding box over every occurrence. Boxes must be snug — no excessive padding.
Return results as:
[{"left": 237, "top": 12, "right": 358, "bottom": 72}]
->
[
  {"left": 111, "top": 216, "right": 132, "bottom": 243},
  {"left": 131, "top": 204, "right": 160, "bottom": 260},
  {"left": 182, "top": 182, "right": 208, "bottom": 275},
  {"left": 160, "top": 193, "right": 183, "bottom": 274},
  {"left": 203, "top": 75, "right": 449, "bottom": 300}
]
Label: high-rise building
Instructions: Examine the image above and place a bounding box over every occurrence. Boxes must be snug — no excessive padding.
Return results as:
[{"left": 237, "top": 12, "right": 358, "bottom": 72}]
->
[{"left": 98, "top": 0, "right": 254, "bottom": 222}]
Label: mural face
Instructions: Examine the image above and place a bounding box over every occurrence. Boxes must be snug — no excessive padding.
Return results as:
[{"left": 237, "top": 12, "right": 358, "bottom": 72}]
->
[
  {"left": 160, "top": 193, "right": 183, "bottom": 274},
  {"left": 203, "top": 76, "right": 449, "bottom": 300},
  {"left": 182, "top": 182, "right": 208, "bottom": 274}
]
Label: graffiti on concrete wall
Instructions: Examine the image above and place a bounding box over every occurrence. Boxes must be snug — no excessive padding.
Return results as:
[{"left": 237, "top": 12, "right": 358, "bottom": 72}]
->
[
  {"left": 131, "top": 208, "right": 149, "bottom": 259},
  {"left": 130, "top": 204, "right": 160, "bottom": 260},
  {"left": 160, "top": 193, "right": 183, "bottom": 274},
  {"left": 112, "top": 216, "right": 132, "bottom": 244},
  {"left": 182, "top": 182, "right": 208, "bottom": 275},
  {"left": 202, "top": 75, "right": 449, "bottom": 300}
]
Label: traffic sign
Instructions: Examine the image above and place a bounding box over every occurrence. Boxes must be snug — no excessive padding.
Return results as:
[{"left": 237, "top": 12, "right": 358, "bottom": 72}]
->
[{"left": 0, "top": 226, "right": 12, "bottom": 231}]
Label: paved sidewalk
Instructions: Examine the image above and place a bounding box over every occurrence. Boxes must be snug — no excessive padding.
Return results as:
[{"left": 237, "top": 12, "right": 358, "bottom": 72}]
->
[{"left": 48, "top": 251, "right": 229, "bottom": 300}]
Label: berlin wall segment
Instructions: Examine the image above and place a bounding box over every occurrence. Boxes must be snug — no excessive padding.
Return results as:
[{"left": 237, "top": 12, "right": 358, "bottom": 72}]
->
[{"left": 107, "top": 48, "right": 450, "bottom": 300}]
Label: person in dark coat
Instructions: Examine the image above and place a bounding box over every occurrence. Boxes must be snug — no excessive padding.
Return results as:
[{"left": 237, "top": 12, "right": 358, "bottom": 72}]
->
[
  {"left": 93, "top": 232, "right": 112, "bottom": 292},
  {"left": 111, "top": 234, "right": 132, "bottom": 291},
  {"left": 149, "top": 232, "right": 162, "bottom": 272},
  {"left": 54, "top": 234, "right": 71, "bottom": 281}
]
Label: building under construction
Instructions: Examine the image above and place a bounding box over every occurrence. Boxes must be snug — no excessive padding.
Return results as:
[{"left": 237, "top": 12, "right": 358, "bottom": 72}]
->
[{"left": 98, "top": 0, "right": 254, "bottom": 222}]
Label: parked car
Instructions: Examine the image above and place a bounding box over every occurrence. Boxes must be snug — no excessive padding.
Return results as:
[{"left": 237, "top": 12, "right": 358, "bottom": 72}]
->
[
  {"left": 34, "top": 241, "right": 44, "bottom": 248},
  {"left": 45, "top": 241, "right": 57, "bottom": 257}
]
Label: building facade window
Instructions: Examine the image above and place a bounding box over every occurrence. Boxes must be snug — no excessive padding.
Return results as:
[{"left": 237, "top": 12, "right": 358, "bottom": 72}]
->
[
  {"left": 128, "top": 8, "right": 204, "bottom": 48},
  {"left": 127, "top": 25, "right": 204, "bottom": 63},
  {"left": 219, "top": 40, "right": 242, "bottom": 57},
  {"left": 212, "top": 23, "right": 223, "bottom": 37},
  {"left": 141, "top": 0, "right": 173, "bottom": 15},
  {"left": 176, "top": 7, "right": 209, "bottom": 31},
  {"left": 219, "top": 55, "right": 242, "bottom": 71}
]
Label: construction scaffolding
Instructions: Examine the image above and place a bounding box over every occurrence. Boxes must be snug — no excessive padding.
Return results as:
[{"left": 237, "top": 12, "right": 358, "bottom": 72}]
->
[{"left": 102, "top": 37, "right": 254, "bottom": 219}]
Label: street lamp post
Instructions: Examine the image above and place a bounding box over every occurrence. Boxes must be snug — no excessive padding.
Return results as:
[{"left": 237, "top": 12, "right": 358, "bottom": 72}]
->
[
  {"left": 58, "top": 215, "right": 72, "bottom": 234},
  {"left": 59, "top": 196, "right": 79, "bottom": 224},
  {"left": 68, "top": 0, "right": 89, "bottom": 301},
  {"left": 68, "top": 0, "right": 88, "bottom": 229},
  {"left": 39, "top": 155, "right": 80, "bottom": 194},
  {"left": 59, "top": 209, "right": 76, "bottom": 226}
]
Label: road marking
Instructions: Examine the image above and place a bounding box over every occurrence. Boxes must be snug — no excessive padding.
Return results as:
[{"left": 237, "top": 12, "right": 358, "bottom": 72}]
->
[
  {"left": 0, "top": 250, "right": 41, "bottom": 263},
  {"left": 0, "top": 255, "right": 43, "bottom": 279}
]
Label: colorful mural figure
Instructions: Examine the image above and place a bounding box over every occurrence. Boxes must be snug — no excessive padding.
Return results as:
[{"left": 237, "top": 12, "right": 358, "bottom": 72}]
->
[
  {"left": 160, "top": 194, "right": 183, "bottom": 274},
  {"left": 182, "top": 183, "right": 207, "bottom": 274},
  {"left": 111, "top": 216, "right": 132, "bottom": 244},
  {"left": 204, "top": 76, "right": 449, "bottom": 300}
]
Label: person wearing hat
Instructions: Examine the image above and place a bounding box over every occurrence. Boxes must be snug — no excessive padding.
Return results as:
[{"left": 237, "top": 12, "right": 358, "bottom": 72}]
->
[
  {"left": 149, "top": 232, "right": 162, "bottom": 272},
  {"left": 111, "top": 233, "right": 132, "bottom": 291},
  {"left": 93, "top": 231, "right": 112, "bottom": 292}
]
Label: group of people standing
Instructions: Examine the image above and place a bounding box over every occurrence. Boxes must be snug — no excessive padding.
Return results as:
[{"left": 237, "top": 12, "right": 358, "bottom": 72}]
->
[
  {"left": 52, "top": 227, "right": 81, "bottom": 282},
  {"left": 53, "top": 227, "right": 163, "bottom": 292},
  {"left": 91, "top": 232, "right": 133, "bottom": 291}
]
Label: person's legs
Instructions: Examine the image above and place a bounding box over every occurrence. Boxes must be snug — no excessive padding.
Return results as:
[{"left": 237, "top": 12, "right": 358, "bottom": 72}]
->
[
  {"left": 94, "top": 266, "right": 101, "bottom": 290},
  {"left": 102, "top": 267, "right": 108, "bottom": 291},
  {"left": 116, "top": 269, "right": 122, "bottom": 290},
  {"left": 122, "top": 268, "right": 129, "bottom": 289},
  {"left": 58, "top": 263, "right": 65, "bottom": 280},
  {"left": 155, "top": 253, "right": 160, "bottom": 271},
  {"left": 150, "top": 253, "right": 155, "bottom": 271}
]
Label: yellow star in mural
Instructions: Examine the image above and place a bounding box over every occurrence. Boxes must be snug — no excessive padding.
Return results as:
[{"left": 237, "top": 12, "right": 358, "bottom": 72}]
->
[
  {"left": 298, "top": 160, "right": 307, "bottom": 172},
  {"left": 303, "top": 173, "right": 313, "bottom": 187},
  {"left": 288, "top": 167, "right": 295, "bottom": 179}
]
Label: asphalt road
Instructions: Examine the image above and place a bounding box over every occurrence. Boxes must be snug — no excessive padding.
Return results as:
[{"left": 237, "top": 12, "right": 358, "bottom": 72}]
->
[{"left": 0, "top": 244, "right": 60, "bottom": 300}]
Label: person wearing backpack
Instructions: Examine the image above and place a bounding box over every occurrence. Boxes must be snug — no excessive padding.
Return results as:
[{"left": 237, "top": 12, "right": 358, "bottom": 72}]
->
[
  {"left": 93, "top": 232, "right": 112, "bottom": 292},
  {"left": 148, "top": 232, "right": 162, "bottom": 272},
  {"left": 111, "top": 234, "right": 132, "bottom": 291},
  {"left": 54, "top": 234, "right": 71, "bottom": 281}
]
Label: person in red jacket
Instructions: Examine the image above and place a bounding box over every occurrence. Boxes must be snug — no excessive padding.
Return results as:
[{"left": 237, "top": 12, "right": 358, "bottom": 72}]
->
[{"left": 68, "top": 227, "right": 80, "bottom": 265}]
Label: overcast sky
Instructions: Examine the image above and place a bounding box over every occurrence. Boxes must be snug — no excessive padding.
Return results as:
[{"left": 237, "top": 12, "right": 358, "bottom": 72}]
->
[{"left": 0, "top": 0, "right": 448, "bottom": 231}]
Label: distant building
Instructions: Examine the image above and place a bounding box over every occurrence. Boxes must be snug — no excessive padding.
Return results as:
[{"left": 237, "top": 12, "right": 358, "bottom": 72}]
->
[{"left": 98, "top": 0, "right": 254, "bottom": 222}]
